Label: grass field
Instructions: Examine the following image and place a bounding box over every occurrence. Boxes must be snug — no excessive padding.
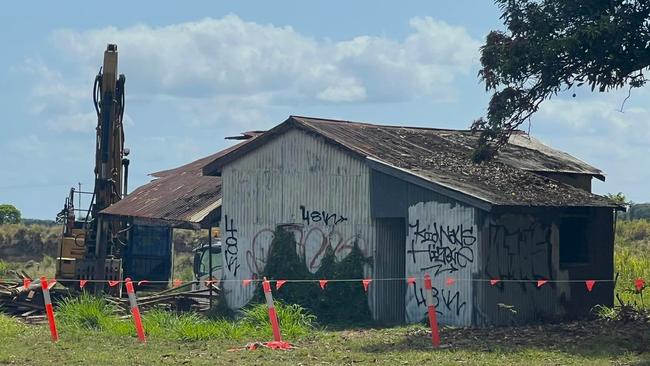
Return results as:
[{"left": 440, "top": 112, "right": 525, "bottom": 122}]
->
[
  {"left": 1, "top": 220, "right": 649, "bottom": 365},
  {"left": 0, "top": 311, "right": 648, "bottom": 365}
]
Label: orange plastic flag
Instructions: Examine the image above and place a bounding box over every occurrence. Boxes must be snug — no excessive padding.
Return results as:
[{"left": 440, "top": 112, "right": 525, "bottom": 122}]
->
[
  {"left": 635, "top": 278, "right": 646, "bottom": 292},
  {"left": 407, "top": 277, "right": 416, "bottom": 285},
  {"left": 242, "top": 279, "right": 252, "bottom": 287},
  {"left": 108, "top": 280, "right": 120, "bottom": 287},
  {"left": 79, "top": 279, "right": 88, "bottom": 289},
  {"left": 319, "top": 279, "right": 328, "bottom": 290},
  {"left": 585, "top": 280, "right": 596, "bottom": 292},
  {"left": 362, "top": 279, "right": 372, "bottom": 292},
  {"left": 276, "top": 280, "right": 287, "bottom": 290},
  {"left": 445, "top": 277, "right": 456, "bottom": 286},
  {"left": 489, "top": 279, "right": 500, "bottom": 286},
  {"left": 536, "top": 279, "right": 548, "bottom": 288},
  {"left": 205, "top": 279, "right": 217, "bottom": 287},
  {"left": 173, "top": 279, "right": 183, "bottom": 288}
]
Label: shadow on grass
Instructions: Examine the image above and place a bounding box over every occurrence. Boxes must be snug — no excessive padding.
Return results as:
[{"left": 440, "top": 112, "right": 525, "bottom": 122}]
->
[{"left": 354, "top": 318, "right": 650, "bottom": 359}]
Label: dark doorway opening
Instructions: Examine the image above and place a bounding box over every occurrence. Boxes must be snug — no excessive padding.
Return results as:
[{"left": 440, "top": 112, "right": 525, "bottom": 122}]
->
[
  {"left": 375, "top": 218, "right": 406, "bottom": 324},
  {"left": 560, "top": 216, "right": 589, "bottom": 266}
]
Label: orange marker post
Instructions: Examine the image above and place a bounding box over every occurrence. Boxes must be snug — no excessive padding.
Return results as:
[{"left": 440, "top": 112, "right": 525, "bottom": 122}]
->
[
  {"left": 423, "top": 273, "right": 440, "bottom": 348},
  {"left": 125, "top": 278, "right": 146, "bottom": 343},
  {"left": 40, "top": 276, "right": 59, "bottom": 342},
  {"left": 262, "top": 277, "right": 282, "bottom": 342}
]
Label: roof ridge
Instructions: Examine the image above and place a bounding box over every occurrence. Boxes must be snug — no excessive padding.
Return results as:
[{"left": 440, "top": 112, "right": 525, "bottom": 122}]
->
[{"left": 290, "top": 115, "right": 473, "bottom": 132}]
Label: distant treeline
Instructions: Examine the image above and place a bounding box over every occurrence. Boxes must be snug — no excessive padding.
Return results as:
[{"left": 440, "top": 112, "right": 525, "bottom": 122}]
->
[
  {"left": 0, "top": 223, "right": 204, "bottom": 261},
  {"left": 21, "top": 218, "right": 58, "bottom": 226},
  {"left": 619, "top": 203, "right": 650, "bottom": 221}
]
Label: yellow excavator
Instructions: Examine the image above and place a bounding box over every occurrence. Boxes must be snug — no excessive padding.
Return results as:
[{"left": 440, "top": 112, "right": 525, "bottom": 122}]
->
[{"left": 55, "top": 44, "right": 129, "bottom": 293}]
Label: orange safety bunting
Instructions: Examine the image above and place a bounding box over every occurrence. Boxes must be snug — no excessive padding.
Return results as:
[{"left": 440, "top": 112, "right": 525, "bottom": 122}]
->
[
  {"left": 173, "top": 279, "right": 183, "bottom": 288},
  {"left": 108, "top": 280, "right": 120, "bottom": 287},
  {"left": 275, "top": 280, "right": 287, "bottom": 290},
  {"left": 635, "top": 278, "right": 646, "bottom": 292},
  {"left": 537, "top": 279, "right": 548, "bottom": 288},
  {"left": 205, "top": 279, "right": 217, "bottom": 287},
  {"left": 79, "top": 280, "right": 88, "bottom": 289},
  {"left": 48, "top": 279, "right": 57, "bottom": 290},
  {"left": 319, "top": 279, "right": 328, "bottom": 290},
  {"left": 362, "top": 279, "right": 372, "bottom": 292},
  {"left": 242, "top": 279, "right": 253, "bottom": 287},
  {"left": 407, "top": 277, "right": 416, "bottom": 285},
  {"left": 489, "top": 279, "right": 500, "bottom": 286},
  {"left": 445, "top": 277, "right": 456, "bottom": 286},
  {"left": 585, "top": 280, "right": 596, "bottom": 292}
]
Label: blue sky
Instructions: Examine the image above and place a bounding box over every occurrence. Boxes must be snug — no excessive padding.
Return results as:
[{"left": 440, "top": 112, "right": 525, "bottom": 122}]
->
[{"left": 1, "top": 1, "right": 648, "bottom": 219}]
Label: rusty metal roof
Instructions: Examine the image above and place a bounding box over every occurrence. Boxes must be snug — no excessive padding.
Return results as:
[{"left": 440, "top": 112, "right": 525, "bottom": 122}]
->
[
  {"left": 101, "top": 135, "right": 259, "bottom": 228},
  {"left": 203, "top": 116, "right": 618, "bottom": 210}
]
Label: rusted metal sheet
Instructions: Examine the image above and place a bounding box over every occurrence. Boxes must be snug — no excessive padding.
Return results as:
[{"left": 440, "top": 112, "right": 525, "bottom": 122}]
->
[
  {"left": 220, "top": 129, "right": 376, "bottom": 312},
  {"left": 101, "top": 137, "right": 259, "bottom": 228},
  {"left": 205, "top": 116, "right": 617, "bottom": 209}
]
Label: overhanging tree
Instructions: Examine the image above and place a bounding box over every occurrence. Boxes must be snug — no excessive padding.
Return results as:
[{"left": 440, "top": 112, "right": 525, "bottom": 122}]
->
[{"left": 473, "top": 0, "right": 650, "bottom": 161}]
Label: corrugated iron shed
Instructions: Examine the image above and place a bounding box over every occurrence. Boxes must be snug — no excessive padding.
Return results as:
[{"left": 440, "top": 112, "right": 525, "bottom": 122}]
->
[
  {"left": 203, "top": 116, "right": 617, "bottom": 209},
  {"left": 101, "top": 134, "right": 259, "bottom": 228}
]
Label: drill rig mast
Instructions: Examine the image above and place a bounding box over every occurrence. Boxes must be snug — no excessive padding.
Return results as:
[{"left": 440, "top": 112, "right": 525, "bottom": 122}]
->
[{"left": 56, "top": 44, "right": 129, "bottom": 292}]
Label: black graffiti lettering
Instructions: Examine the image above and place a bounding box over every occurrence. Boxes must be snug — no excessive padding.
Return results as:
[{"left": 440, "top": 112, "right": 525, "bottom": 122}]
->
[
  {"left": 441, "top": 288, "right": 466, "bottom": 316},
  {"left": 485, "top": 222, "right": 551, "bottom": 283},
  {"left": 411, "top": 282, "right": 427, "bottom": 307},
  {"left": 408, "top": 219, "right": 476, "bottom": 274},
  {"left": 301, "top": 206, "right": 310, "bottom": 225},
  {"left": 300, "top": 205, "right": 348, "bottom": 226},
  {"left": 224, "top": 215, "right": 240, "bottom": 276}
]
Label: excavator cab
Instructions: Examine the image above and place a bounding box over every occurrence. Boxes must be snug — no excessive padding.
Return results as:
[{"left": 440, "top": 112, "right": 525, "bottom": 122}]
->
[{"left": 192, "top": 241, "right": 222, "bottom": 290}]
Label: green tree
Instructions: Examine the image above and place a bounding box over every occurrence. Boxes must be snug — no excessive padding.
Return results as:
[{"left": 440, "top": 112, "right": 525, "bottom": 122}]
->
[
  {"left": 473, "top": 0, "right": 650, "bottom": 161},
  {"left": 0, "top": 204, "right": 21, "bottom": 224}
]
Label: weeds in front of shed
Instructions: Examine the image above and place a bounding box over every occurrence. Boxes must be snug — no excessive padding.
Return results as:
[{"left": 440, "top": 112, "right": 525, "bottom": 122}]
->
[
  {"left": 259, "top": 226, "right": 373, "bottom": 325},
  {"left": 0, "top": 314, "right": 23, "bottom": 338},
  {"left": 55, "top": 294, "right": 316, "bottom": 341},
  {"left": 57, "top": 293, "right": 132, "bottom": 335}
]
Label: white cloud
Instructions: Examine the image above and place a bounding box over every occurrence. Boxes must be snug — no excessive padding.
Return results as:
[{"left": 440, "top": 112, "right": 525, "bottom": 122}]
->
[
  {"left": 538, "top": 96, "right": 650, "bottom": 146},
  {"left": 534, "top": 91, "right": 650, "bottom": 201},
  {"left": 44, "top": 15, "right": 479, "bottom": 109},
  {"left": 46, "top": 111, "right": 97, "bottom": 132}
]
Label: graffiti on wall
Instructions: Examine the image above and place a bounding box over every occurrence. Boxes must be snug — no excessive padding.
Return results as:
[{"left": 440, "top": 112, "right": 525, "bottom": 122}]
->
[
  {"left": 223, "top": 215, "right": 240, "bottom": 277},
  {"left": 409, "top": 282, "right": 467, "bottom": 316},
  {"left": 476, "top": 215, "right": 554, "bottom": 326},
  {"left": 407, "top": 219, "right": 476, "bottom": 275},
  {"left": 405, "top": 201, "right": 476, "bottom": 325},
  {"left": 484, "top": 220, "right": 551, "bottom": 282},
  {"left": 223, "top": 206, "right": 367, "bottom": 282},
  {"left": 300, "top": 205, "right": 348, "bottom": 226}
]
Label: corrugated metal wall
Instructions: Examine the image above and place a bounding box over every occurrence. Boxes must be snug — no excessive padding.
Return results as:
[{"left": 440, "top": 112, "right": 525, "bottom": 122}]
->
[
  {"left": 374, "top": 218, "right": 406, "bottom": 323},
  {"left": 220, "top": 129, "right": 376, "bottom": 310},
  {"left": 473, "top": 208, "right": 614, "bottom": 326},
  {"left": 405, "top": 201, "right": 478, "bottom": 326},
  {"left": 219, "top": 130, "right": 614, "bottom": 326},
  {"left": 474, "top": 212, "right": 559, "bottom": 326}
]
